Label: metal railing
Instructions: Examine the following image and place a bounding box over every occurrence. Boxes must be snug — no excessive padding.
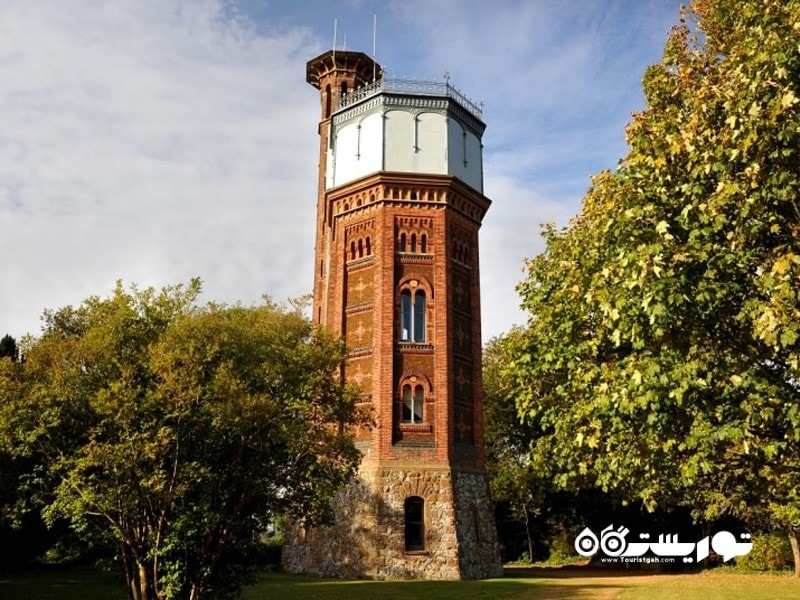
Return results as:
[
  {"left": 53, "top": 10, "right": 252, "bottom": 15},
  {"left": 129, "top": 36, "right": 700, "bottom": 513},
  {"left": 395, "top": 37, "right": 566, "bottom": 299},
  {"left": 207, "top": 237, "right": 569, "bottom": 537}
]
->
[{"left": 336, "top": 77, "right": 483, "bottom": 119}]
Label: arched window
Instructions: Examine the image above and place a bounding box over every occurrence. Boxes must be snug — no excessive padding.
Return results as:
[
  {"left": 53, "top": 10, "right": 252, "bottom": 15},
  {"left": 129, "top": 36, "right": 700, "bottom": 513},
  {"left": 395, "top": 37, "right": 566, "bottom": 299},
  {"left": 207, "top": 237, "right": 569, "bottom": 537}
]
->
[
  {"left": 324, "top": 84, "right": 332, "bottom": 118},
  {"left": 420, "top": 234, "right": 427, "bottom": 254},
  {"left": 404, "top": 497, "right": 425, "bottom": 551},
  {"left": 366, "top": 236, "right": 371, "bottom": 256},
  {"left": 399, "top": 233, "right": 407, "bottom": 252},
  {"left": 358, "top": 239, "right": 364, "bottom": 258},
  {"left": 410, "top": 233, "right": 417, "bottom": 253},
  {"left": 350, "top": 241, "right": 356, "bottom": 261},
  {"left": 402, "top": 384, "right": 424, "bottom": 423},
  {"left": 400, "top": 289, "right": 426, "bottom": 342}
]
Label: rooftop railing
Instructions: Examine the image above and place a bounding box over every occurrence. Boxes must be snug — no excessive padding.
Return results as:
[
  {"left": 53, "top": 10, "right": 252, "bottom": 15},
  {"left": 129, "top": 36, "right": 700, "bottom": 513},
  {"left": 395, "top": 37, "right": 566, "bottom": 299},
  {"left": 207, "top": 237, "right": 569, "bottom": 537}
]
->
[{"left": 336, "top": 77, "right": 483, "bottom": 119}]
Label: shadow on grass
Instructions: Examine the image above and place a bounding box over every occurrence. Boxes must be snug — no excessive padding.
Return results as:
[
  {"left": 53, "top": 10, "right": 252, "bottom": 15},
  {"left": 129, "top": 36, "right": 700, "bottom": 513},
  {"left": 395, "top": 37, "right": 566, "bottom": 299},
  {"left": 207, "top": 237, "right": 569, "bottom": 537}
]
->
[
  {"left": 0, "top": 563, "right": 692, "bottom": 600},
  {"left": 0, "top": 565, "right": 127, "bottom": 600}
]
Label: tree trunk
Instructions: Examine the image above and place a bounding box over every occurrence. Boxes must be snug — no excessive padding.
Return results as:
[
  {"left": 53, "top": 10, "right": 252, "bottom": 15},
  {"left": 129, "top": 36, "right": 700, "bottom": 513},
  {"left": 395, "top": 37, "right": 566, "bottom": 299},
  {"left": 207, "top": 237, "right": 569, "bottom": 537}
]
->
[
  {"left": 522, "top": 506, "right": 534, "bottom": 562},
  {"left": 121, "top": 546, "right": 141, "bottom": 600},
  {"left": 788, "top": 526, "right": 800, "bottom": 578}
]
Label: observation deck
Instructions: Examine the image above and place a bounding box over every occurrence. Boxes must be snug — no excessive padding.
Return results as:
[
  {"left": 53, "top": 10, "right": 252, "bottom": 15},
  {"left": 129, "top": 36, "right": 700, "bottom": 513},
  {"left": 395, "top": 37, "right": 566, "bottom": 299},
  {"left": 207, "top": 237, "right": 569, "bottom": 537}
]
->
[{"left": 336, "top": 77, "right": 484, "bottom": 121}]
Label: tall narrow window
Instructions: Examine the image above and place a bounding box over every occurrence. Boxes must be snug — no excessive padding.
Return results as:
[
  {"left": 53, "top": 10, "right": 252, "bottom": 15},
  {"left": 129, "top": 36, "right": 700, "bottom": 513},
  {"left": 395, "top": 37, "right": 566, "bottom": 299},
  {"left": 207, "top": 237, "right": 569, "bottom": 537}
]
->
[
  {"left": 324, "top": 84, "right": 331, "bottom": 117},
  {"left": 399, "top": 233, "right": 407, "bottom": 252},
  {"left": 402, "top": 384, "right": 424, "bottom": 423},
  {"left": 420, "top": 234, "right": 427, "bottom": 254},
  {"left": 400, "top": 290, "right": 426, "bottom": 342},
  {"left": 404, "top": 497, "right": 425, "bottom": 551},
  {"left": 410, "top": 233, "right": 417, "bottom": 253},
  {"left": 413, "top": 292, "right": 426, "bottom": 341},
  {"left": 400, "top": 290, "right": 411, "bottom": 340}
]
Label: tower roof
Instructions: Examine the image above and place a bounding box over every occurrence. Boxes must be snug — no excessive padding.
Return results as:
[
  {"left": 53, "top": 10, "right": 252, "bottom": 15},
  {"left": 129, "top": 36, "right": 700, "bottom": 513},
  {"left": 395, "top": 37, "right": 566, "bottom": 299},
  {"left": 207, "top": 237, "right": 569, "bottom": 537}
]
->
[{"left": 306, "top": 50, "right": 382, "bottom": 90}]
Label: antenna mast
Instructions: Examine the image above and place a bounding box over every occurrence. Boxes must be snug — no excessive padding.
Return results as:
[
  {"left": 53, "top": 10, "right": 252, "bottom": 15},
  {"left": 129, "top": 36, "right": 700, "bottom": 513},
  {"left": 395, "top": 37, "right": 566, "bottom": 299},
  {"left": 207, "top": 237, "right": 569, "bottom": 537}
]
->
[
  {"left": 332, "top": 18, "right": 338, "bottom": 60},
  {"left": 372, "top": 14, "right": 377, "bottom": 82}
]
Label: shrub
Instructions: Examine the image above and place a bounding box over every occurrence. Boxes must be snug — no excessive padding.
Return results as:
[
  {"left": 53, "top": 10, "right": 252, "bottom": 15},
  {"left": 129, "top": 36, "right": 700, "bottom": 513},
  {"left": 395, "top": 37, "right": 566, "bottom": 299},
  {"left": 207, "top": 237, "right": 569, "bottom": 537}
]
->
[{"left": 736, "top": 532, "right": 794, "bottom": 572}]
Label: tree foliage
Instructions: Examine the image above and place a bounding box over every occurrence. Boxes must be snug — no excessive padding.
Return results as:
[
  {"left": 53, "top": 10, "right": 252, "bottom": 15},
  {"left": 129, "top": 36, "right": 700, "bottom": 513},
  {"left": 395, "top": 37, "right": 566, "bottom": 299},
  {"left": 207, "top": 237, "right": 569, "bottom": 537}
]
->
[
  {"left": 512, "top": 0, "right": 800, "bottom": 574},
  {"left": 484, "top": 329, "right": 543, "bottom": 561},
  {"left": 0, "top": 334, "right": 18, "bottom": 361},
  {"left": 0, "top": 280, "right": 363, "bottom": 598}
]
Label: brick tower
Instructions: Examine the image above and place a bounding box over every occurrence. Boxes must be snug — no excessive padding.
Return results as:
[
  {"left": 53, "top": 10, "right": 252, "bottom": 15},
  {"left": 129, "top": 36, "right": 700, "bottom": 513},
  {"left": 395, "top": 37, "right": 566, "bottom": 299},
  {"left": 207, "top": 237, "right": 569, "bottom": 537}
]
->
[{"left": 281, "top": 49, "right": 502, "bottom": 580}]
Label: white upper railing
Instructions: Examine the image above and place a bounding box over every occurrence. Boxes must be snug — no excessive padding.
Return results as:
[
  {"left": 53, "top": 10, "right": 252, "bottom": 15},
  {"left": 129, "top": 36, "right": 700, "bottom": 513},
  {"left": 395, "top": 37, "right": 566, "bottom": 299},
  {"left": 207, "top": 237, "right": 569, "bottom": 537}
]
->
[{"left": 336, "top": 77, "right": 483, "bottom": 119}]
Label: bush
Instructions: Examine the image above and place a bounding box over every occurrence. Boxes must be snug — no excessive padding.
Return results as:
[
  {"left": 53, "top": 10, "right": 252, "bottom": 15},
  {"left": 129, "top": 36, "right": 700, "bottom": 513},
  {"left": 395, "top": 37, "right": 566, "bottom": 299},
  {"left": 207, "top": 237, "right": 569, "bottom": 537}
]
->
[{"left": 736, "top": 532, "right": 794, "bottom": 572}]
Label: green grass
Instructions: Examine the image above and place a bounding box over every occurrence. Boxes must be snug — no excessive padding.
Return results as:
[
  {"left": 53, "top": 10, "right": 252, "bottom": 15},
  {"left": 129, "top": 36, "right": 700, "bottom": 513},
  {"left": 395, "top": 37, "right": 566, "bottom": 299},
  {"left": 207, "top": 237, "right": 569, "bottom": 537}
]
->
[
  {"left": 1, "top": 565, "right": 797, "bottom": 600},
  {"left": 618, "top": 569, "right": 800, "bottom": 600},
  {"left": 0, "top": 566, "right": 127, "bottom": 600},
  {"left": 243, "top": 567, "right": 800, "bottom": 600}
]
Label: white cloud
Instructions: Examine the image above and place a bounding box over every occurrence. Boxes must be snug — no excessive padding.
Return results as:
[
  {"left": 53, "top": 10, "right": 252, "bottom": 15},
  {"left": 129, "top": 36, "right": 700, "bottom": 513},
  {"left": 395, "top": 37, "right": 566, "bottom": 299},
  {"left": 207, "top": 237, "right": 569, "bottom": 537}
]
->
[
  {"left": 0, "top": 0, "right": 683, "bottom": 342},
  {"left": 0, "top": 0, "right": 321, "bottom": 337}
]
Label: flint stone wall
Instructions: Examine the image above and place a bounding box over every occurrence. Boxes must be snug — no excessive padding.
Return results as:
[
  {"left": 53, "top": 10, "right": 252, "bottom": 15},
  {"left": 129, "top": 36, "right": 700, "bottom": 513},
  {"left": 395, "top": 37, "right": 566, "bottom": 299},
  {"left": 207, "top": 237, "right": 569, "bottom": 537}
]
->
[{"left": 282, "top": 463, "right": 502, "bottom": 580}]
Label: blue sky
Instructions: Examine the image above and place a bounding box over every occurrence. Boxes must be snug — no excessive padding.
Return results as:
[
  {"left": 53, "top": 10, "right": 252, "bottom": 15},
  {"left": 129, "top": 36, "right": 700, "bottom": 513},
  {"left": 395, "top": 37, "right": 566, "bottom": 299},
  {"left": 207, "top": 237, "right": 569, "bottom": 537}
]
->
[{"left": 0, "top": 0, "right": 683, "bottom": 341}]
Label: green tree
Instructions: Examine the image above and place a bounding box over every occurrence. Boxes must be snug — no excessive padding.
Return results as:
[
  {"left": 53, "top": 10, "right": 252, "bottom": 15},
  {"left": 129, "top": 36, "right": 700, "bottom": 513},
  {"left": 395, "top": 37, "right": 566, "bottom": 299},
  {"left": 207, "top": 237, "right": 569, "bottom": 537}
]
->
[
  {"left": 512, "top": 0, "right": 800, "bottom": 575},
  {"left": 0, "top": 280, "right": 363, "bottom": 598},
  {"left": 0, "top": 334, "right": 17, "bottom": 361},
  {"left": 483, "top": 329, "right": 541, "bottom": 561}
]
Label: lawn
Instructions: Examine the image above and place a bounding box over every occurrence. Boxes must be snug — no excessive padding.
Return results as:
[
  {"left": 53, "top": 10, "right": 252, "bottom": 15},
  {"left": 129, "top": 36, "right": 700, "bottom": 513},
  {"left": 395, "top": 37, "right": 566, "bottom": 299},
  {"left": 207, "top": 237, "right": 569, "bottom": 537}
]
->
[
  {"left": 0, "top": 566, "right": 127, "bottom": 600},
  {"left": 243, "top": 566, "right": 799, "bottom": 600},
  {"left": 1, "top": 564, "right": 797, "bottom": 599}
]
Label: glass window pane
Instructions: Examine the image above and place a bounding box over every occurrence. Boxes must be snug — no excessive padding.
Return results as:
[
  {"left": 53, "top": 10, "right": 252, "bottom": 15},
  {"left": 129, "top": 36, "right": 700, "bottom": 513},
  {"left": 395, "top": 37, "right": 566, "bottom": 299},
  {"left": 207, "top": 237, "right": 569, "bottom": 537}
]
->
[
  {"left": 414, "top": 386, "right": 424, "bottom": 422},
  {"left": 402, "top": 385, "right": 412, "bottom": 422},
  {"left": 400, "top": 291, "right": 411, "bottom": 341},
  {"left": 413, "top": 291, "right": 425, "bottom": 342}
]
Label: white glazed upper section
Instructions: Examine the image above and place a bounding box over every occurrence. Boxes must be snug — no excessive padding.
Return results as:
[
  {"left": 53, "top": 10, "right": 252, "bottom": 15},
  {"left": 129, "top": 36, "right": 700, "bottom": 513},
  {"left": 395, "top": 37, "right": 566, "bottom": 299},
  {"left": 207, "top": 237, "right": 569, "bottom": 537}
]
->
[{"left": 325, "top": 79, "right": 485, "bottom": 193}]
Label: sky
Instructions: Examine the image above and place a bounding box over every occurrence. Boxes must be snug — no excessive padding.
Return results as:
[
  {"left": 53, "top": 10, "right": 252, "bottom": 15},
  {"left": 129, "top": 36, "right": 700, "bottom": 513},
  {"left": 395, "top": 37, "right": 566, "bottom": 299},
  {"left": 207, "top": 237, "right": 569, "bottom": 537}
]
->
[{"left": 0, "top": 0, "right": 684, "bottom": 342}]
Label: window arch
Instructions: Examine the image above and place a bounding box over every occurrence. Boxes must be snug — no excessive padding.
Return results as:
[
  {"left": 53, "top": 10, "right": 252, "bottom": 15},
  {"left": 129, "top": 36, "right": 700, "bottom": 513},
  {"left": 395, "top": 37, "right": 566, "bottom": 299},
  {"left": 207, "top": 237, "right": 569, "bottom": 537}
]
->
[
  {"left": 400, "top": 289, "right": 426, "bottom": 342},
  {"left": 420, "top": 233, "right": 427, "bottom": 254},
  {"left": 404, "top": 497, "right": 425, "bottom": 551}
]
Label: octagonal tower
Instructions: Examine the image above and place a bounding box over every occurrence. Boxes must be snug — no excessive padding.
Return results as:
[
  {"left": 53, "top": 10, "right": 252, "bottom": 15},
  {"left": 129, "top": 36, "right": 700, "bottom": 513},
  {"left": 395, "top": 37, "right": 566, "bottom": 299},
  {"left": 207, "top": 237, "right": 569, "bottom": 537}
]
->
[{"left": 282, "top": 49, "right": 502, "bottom": 580}]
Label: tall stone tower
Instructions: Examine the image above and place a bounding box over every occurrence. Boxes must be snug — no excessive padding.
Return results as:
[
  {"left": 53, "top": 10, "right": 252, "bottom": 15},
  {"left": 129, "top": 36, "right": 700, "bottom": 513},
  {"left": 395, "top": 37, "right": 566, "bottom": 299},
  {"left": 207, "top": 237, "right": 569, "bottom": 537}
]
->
[{"left": 281, "top": 49, "right": 502, "bottom": 580}]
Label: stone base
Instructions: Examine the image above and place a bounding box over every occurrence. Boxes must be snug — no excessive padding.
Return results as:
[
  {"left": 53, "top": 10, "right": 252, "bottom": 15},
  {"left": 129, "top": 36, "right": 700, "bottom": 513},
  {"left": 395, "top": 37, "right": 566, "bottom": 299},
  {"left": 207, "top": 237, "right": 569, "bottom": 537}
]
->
[{"left": 282, "top": 461, "right": 503, "bottom": 580}]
